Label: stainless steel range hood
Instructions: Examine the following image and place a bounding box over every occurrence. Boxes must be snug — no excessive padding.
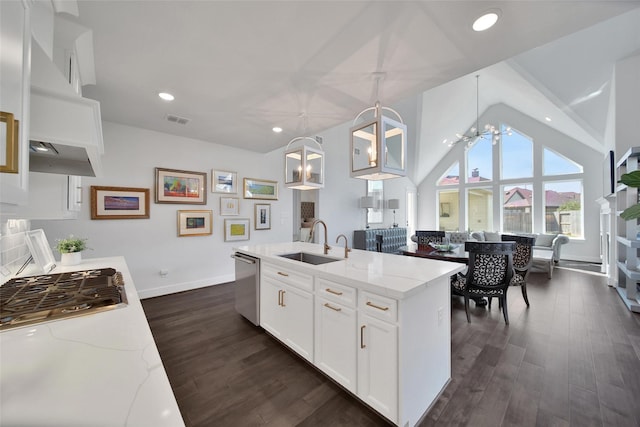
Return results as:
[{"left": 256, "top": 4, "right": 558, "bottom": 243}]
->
[{"left": 29, "top": 86, "right": 104, "bottom": 177}]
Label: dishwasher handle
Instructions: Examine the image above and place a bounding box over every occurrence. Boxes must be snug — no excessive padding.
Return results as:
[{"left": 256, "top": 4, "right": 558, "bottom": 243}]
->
[{"left": 232, "top": 253, "right": 257, "bottom": 264}]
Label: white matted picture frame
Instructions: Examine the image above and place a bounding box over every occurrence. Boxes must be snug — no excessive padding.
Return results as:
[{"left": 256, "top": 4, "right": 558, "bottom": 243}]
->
[
  {"left": 224, "top": 218, "right": 250, "bottom": 241},
  {"left": 155, "top": 167, "right": 207, "bottom": 204},
  {"left": 177, "top": 210, "right": 213, "bottom": 237},
  {"left": 212, "top": 169, "right": 238, "bottom": 193},
  {"left": 254, "top": 203, "right": 271, "bottom": 230},
  {"left": 220, "top": 197, "right": 239, "bottom": 216}
]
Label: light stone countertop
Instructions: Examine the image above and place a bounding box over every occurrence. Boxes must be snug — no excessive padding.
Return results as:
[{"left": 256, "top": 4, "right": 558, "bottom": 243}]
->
[
  {"left": 234, "top": 241, "right": 465, "bottom": 299},
  {"left": 0, "top": 256, "right": 184, "bottom": 427}
]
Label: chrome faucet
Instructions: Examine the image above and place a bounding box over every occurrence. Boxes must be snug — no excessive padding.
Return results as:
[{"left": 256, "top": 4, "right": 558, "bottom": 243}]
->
[
  {"left": 336, "top": 234, "right": 351, "bottom": 259},
  {"left": 311, "top": 219, "right": 331, "bottom": 254}
]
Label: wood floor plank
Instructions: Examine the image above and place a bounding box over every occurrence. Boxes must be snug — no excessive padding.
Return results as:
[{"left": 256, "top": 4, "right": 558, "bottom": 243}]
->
[{"left": 140, "top": 264, "right": 640, "bottom": 427}]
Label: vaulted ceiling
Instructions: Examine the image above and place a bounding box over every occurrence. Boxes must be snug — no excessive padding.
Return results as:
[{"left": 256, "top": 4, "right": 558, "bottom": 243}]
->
[{"left": 70, "top": 1, "right": 640, "bottom": 174}]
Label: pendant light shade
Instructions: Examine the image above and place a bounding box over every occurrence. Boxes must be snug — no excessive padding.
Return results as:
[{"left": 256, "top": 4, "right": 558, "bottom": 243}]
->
[
  {"left": 285, "top": 136, "right": 324, "bottom": 190},
  {"left": 350, "top": 102, "right": 407, "bottom": 180}
]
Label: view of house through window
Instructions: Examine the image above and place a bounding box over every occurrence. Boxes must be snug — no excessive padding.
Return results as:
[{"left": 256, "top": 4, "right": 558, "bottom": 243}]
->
[{"left": 436, "top": 123, "right": 583, "bottom": 238}]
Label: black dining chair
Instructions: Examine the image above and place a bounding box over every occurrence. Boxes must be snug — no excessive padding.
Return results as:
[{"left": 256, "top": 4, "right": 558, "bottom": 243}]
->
[
  {"left": 451, "top": 241, "right": 515, "bottom": 324},
  {"left": 415, "top": 230, "right": 445, "bottom": 246},
  {"left": 500, "top": 234, "right": 536, "bottom": 307}
]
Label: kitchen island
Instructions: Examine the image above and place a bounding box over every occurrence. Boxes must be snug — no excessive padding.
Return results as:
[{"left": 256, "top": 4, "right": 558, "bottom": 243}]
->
[
  {"left": 0, "top": 256, "right": 184, "bottom": 427},
  {"left": 234, "top": 242, "right": 465, "bottom": 427}
]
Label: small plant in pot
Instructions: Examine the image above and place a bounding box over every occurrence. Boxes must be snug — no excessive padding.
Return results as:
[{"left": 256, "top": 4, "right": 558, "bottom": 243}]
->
[{"left": 55, "top": 235, "right": 90, "bottom": 266}]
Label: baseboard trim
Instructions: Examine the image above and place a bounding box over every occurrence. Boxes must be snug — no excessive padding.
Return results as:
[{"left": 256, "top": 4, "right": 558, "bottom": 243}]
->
[{"left": 138, "top": 273, "right": 235, "bottom": 299}]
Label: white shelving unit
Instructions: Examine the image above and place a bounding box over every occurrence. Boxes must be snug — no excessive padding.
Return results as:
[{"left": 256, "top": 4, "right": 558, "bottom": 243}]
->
[{"left": 615, "top": 147, "right": 640, "bottom": 312}]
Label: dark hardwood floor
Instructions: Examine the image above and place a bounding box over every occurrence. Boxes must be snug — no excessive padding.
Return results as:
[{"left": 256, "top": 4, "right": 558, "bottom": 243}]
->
[{"left": 141, "top": 265, "right": 640, "bottom": 427}]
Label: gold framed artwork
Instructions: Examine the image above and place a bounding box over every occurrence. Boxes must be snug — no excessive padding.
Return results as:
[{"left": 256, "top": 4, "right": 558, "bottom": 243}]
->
[
  {"left": 224, "top": 218, "right": 250, "bottom": 241},
  {"left": 0, "top": 111, "right": 19, "bottom": 174},
  {"left": 212, "top": 169, "right": 238, "bottom": 193},
  {"left": 220, "top": 197, "right": 239, "bottom": 216},
  {"left": 254, "top": 203, "right": 271, "bottom": 230},
  {"left": 243, "top": 178, "right": 278, "bottom": 200},
  {"left": 178, "top": 210, "right": 213, "bottom": 237},
  {"left": 91, "top": 186, "right": 150, "bottom": 220},
  {"left": 155, "top": 167, "right": 207, "bottom": 204}
]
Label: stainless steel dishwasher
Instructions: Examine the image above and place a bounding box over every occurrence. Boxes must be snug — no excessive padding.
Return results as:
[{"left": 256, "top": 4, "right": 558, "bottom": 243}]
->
[{"left": 233, "top": 252, "right": 260, "bottom": 326}]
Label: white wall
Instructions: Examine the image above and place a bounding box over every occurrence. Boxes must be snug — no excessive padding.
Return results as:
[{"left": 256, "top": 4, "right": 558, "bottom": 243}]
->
[
  {"left": 32, "top": 122, "right": 292, "bottom": 298},
  {"left": 417, "top": 103, "right": 603, "bottom": 263}
]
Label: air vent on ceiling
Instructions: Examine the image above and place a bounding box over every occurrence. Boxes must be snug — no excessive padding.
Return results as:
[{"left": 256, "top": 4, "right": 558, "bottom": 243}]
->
[{"left": 166, "top": 114, "right": 191, "bottom": 125}]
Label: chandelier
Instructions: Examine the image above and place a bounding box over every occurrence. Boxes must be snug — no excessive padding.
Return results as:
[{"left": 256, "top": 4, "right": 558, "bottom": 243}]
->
[
  {"left": 284, "top": 114, "right": 324, "bottom": 190},
  {"left": 444, "top": 74, "right": 511, "bottom": 148}
]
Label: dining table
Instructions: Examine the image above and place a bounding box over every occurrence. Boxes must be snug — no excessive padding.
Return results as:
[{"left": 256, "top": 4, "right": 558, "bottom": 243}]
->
[{"left": 399, "top": 243, "right": 489, "bottom": 306}]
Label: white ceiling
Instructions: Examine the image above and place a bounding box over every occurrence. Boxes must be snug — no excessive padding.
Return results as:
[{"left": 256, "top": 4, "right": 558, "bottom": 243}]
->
[{"left": 70, "top": 1, "right": 640, "bottom": 159}]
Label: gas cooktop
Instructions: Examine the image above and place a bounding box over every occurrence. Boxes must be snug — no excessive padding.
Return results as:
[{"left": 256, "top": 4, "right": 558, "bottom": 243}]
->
[{"left": 0, "top": 268, "right": 127, "bottom": 331}]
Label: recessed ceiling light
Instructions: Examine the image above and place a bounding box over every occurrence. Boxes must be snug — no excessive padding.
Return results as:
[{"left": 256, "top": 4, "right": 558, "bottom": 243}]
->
[
  {"left": 272, "top": 127, "right": 283, "bottom": 133},
  {"left": 472, "top": 11, "right": 499, "bottom": 32},
  {"left": 158, "top": 92, "right": 175, "bottom": 101},
  {"left": 545, "top": 116, "right": 552, "bottom": 122}
]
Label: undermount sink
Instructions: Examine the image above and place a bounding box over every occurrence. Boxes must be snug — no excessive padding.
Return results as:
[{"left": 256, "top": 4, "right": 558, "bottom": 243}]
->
[{"left": 278, "top": 252, "right": 342, "bottom": 265}]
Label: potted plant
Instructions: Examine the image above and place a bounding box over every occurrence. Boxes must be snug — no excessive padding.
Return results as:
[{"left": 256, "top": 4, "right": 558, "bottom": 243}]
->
[
  {"left": 619, "top": 170, "right": 640, "bottom": 221},
  {"left": 55, "top": 235, "right": 89, "bottom": 266}
]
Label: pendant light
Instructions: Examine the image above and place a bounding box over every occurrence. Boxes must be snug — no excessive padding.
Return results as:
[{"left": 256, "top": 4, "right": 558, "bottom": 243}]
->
[
  {"left": 284, "top": 114, "right": 324, "bottom": 190},
  {"left": 350, "top": 73, "right": 407, "bottom": 180}
]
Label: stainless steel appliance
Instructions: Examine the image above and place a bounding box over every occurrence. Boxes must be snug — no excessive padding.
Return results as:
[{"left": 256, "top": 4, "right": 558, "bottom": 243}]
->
[
  {"left": 233, "top": 252, "right": 260, "bottom": 326},
  {"left": 0, "top": 268, "right": 127, "bottom": 331}
]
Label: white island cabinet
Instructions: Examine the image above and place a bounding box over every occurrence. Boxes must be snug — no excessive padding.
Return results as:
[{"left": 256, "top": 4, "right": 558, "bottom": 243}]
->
[
  {"left": 235, "top": 242, "right": 465, "bottom": 427},
  {"left": 0, "top": 257, "right": 184, "bottom": 427}
]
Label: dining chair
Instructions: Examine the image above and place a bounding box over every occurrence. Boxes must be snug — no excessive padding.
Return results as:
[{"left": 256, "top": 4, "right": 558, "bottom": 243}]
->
[
  {"left": 500, "top": 234, "right": 536, "bottom": 307},
  {"left": 450, "top": 241, "right": 515, "bottom": 324},
  {"left": 415, "top": 230, "right": 445, "bottom": 246}
]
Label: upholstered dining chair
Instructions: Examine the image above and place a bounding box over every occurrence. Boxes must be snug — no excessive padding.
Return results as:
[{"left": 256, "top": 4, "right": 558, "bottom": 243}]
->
[
  {"left": 451, "top": 241, "right": 515, "bottom": 324},
  {"left": 414, "top": 230, "right": 446, "bottom": 246},
  {"left": 500, "top": 234, "right": 536, "bottom": 307}
]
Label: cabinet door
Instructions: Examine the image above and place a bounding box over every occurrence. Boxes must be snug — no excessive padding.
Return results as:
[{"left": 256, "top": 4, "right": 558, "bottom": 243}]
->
[
  {"left": 357, "top": 313, "right": 398, "bottom": 423},
  {"left": 260, "top": 276, "right": 285, "bottom": 340},
  {"left": 280, "top": 283, "right": 314, "bottom": 362},
  {"left": 315, "top": 297, "right": 357, "bottom": 392}
]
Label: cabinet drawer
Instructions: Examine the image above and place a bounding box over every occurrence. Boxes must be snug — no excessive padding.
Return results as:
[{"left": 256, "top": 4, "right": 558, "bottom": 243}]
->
[
  {"left": 262, "top": 262, "right": 313, "bottom": 292},
  {"left": 316, "top": 278, "right": 356, "bottom": 308},
  {"left": 359, "top": 292, "right": 397, "bottom": 323}
]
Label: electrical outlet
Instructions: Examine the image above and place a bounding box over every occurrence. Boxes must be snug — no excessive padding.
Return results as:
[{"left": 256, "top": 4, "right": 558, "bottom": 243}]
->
[
  {"left": 160, "top": 269, "right": 168, "bottom": 277},
  {"left": 438, "top": 307, "right": 443, "bottom": 325}
]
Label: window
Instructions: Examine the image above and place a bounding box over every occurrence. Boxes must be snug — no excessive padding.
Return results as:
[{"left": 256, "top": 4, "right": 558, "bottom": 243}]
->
[
  {"left": 435, "top": 122, "right": 584, "bottom": 238},
  {"left": 367, "top": 180, "right": 383, "bottom": 224},
  {"left": 466, "top": 138, "right": 492, "bottom": 183},
  {"left": 501, "top": 127, "right": 533, "bottom": 179},
  {"left": 437, "top": 190, "right": 459, "bottom": 231},
  {"left": 502, "top": 183, "right": 533, "bottom": 234},
  {"left": 544, "top": 181, "right": 583, "bottom": 237},
  {"left": 466, "top": 187, "right": 493, "bottom": 232}
]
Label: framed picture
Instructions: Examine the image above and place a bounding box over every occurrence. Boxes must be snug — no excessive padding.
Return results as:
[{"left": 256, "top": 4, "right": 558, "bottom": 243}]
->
[
  {"left": 243, "top": 178, "right": 278, "bottom": 200},
  {"left": 155, "top": 167, "right": 207, "bottom": 204},
  {"left": 220, "top": 197, "right": 239, "bottom": 216},
  {"left": 0, "top": 111, "right": 19, "bottom": 174},
  {"left": 224, "top": 218, "right": 250, "bottom": 241},
  {"left": 178, "top": 210, "right": 213, "bottom": 237},
  {"left": 254, "top": 203, "right": 271, "bottom": 230},
  {"left": 91, "top": 186, "right": 150, "bottom": 219},
  {"left": 212, "top": 169, "right": 237, "bottom": 193}
]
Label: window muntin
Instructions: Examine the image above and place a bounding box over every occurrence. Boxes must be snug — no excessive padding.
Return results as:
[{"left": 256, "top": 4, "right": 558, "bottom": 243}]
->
[{"left": 501, "top": 126, "right": 533, "bottom": 180}]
